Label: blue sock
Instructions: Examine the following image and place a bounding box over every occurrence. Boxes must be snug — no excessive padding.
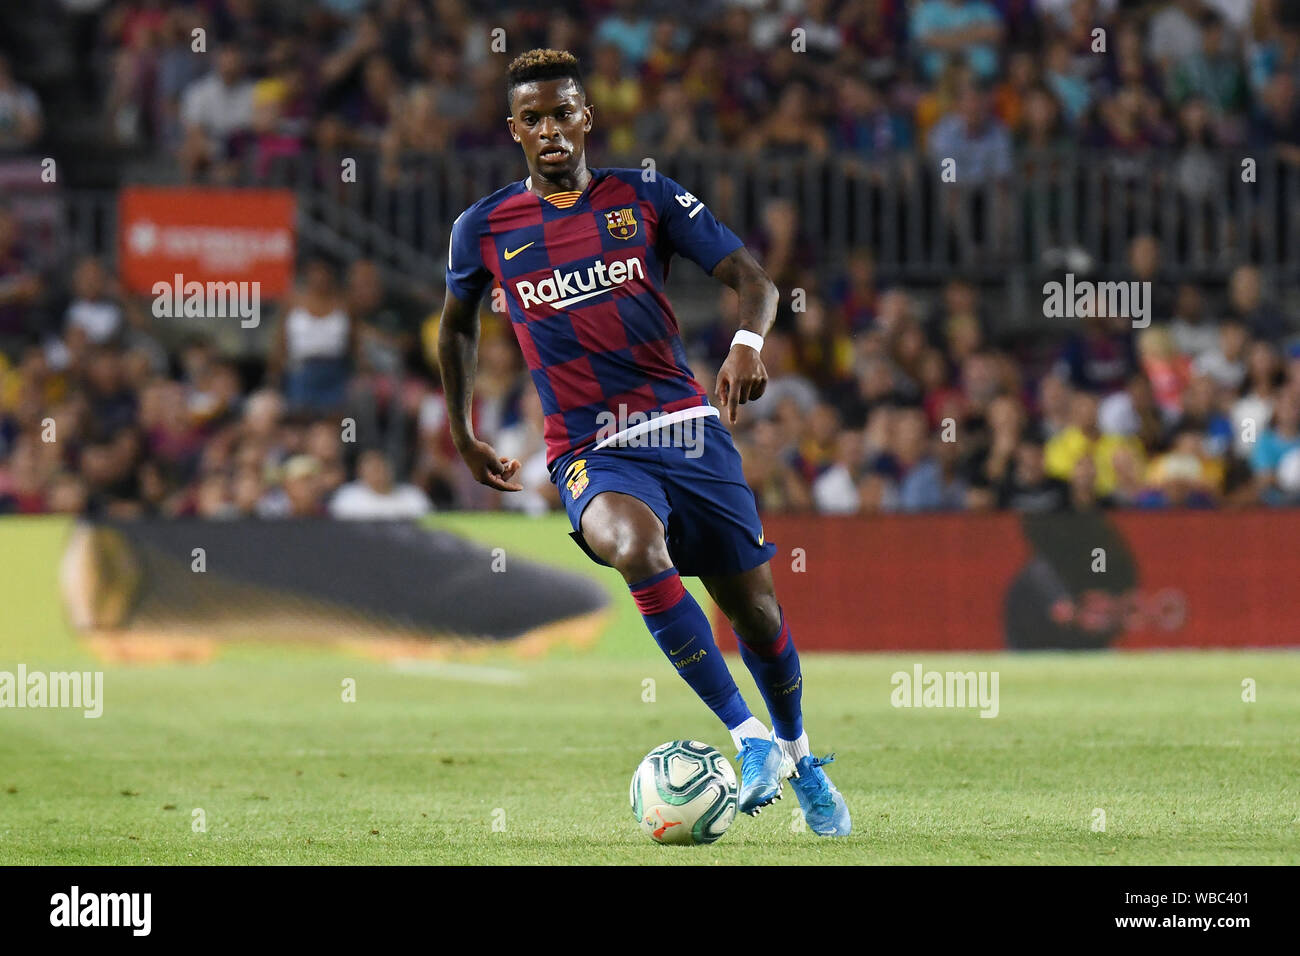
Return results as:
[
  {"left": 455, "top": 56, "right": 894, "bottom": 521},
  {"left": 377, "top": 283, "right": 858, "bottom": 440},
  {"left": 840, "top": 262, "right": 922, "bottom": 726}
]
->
[
  {"left": 631, "top": 569, "right": 752, "bottom": 730},
  {"left": 736, "top": 608, "right": 803, "bottom": 740}
]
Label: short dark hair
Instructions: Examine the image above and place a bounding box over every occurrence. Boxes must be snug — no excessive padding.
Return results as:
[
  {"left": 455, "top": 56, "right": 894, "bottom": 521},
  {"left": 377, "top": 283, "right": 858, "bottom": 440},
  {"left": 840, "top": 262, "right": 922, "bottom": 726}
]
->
[{"left": 506, "top": 49, "right": 584, "bottom": 110}]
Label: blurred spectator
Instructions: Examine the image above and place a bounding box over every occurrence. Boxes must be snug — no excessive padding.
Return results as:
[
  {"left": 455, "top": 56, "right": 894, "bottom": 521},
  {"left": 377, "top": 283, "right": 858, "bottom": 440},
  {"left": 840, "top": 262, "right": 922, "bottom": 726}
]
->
[
  {"left": 927, "top": 80, "right": 1013, "bottom": 186},
  {"left": 999, "top": 439, "right": 1069, "bottom": 512},
  {"left": 0, "top": 205, "right": 42, "bottom": 358},
  {"left": 912, "top": 0, "right": 1005, "bottom": 83},
  {"left": 1044, "top": 390, "right": 1144, "bottom": 497},
  {"left": 1226, "top": 264, "right": 1288, "bottom": 342},
  {"left": 329, "top": 448, "right": 431, "bottom": 519},
  {"left": 1251, "top": 385, "right": 1300, "bottom": 504},
  {"left": 348, "top": 259, "right": 422, "bottom": 377},
  {"left": 1231, "top": 340, "right": 1283, "bottom": 457},
  {"left": 1193, "top": 317, "right": 1249, "bottom": 391},
  {"left": 587, "top": 44, "right": 642, "bottom": 156},
  {"left": 593, "top": 0, "right": 653, "bottom": 67},
  {"left": 891, "top": 406, "right": 967, "bottom": 511},
  {"left": 833, "top": 74, "right": 913, "bottom": 154},
  {"left": 1148, "top": 0, "right": 1207, "bottom": 76},
  {"left": 0, "top": 54, "right": 43, "bottom": 152},
  {"left": 259, "top": 454, "right": 328, "bottom": 517},
  {"left": 1137, "top": 325, "right": 1191, "bottom": 418},
  {"left": 1171, "top": 10, "right": 1249, "bottom": 125},
  {"left": 178, "top": 46, "right": 255, "bottom": 180},
  {"left": 60, "top": 258, "right": 127, "bottom": 351},
  {"left": 1168, "top": 283, "right": 1219, "bottom": 358},
  {"left": 1057, "top": 315, "right": 1137, "bottom": 395},
  {"left": 1044, "top": 36, "right": 1091, "bottom": 125},
  {"left": 743, "top": 81, "right": 830, "bottom": 157},
  {"left": 268, "top": 257, "right": 357, "bottom": 413},
  {"left": 1248, "top": 71, "right": 1300, "bottom": 165}
]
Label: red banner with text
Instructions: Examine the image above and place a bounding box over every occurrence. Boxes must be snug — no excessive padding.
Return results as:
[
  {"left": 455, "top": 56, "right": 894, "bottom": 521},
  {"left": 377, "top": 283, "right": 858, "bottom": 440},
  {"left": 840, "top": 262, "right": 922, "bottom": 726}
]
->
[{"left": 118, "top": 187, "right": 296, "bottom": 297}]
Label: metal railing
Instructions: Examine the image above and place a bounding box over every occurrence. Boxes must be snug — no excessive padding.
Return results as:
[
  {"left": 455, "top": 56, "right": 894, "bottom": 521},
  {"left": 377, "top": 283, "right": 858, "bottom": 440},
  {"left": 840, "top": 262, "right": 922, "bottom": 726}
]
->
[{"left": 45, "top": 147, "right": 1300, "bottom": 313}]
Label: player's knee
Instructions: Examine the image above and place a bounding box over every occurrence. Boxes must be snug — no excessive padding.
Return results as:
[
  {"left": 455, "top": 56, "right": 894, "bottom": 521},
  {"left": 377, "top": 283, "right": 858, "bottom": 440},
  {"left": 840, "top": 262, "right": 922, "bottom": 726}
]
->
[
  {"left": 729, "top": 595, "right": 781, "bottom": 646},
  {"left": 609, "top": 535, "right": 672, "bottom": 583}
]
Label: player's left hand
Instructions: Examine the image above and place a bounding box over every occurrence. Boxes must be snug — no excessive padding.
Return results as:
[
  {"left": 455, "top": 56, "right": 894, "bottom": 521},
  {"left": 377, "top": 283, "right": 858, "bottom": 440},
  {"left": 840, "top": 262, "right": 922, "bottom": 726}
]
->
[{"left": 716, "top": 344, "right": 768, "bottom": 425}]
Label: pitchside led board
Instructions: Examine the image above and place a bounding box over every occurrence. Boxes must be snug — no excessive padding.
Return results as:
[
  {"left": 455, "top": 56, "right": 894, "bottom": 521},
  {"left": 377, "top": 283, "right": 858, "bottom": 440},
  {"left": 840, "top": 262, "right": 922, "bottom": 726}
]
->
[
  {"left": 117, "top": 187, "right": 296, "bottom": 300},
  {"left": 713, "top": 511, "right": 1300, "bottom": 652}
]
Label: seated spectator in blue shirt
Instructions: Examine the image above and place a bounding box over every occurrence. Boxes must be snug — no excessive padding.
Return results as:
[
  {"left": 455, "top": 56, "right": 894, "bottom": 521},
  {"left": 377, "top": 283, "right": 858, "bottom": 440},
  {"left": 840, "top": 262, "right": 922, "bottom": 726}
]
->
[{"left": 927, "top": 82, "right": 1013, "bottom": 186}]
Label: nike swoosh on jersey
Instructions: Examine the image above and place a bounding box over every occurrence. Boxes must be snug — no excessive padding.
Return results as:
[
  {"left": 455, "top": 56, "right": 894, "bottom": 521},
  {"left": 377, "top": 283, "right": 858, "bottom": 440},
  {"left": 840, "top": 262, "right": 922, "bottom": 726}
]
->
[{"left": 504, "top": 242, "right": 535, "bottom": 260}]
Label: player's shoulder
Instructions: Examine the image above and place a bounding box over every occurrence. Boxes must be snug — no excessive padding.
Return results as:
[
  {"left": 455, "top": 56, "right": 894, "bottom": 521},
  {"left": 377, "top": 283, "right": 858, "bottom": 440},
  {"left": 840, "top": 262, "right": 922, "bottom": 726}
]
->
[
  {"left": 452, "top": 179, "right": 530, "bottom": 233},
  {"left": 593, "top": 167, "right": 690, "bottom": 200}
]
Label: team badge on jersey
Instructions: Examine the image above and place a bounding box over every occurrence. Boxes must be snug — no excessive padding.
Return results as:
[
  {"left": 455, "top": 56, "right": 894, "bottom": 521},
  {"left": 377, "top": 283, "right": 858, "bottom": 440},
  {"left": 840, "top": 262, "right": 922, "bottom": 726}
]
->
[
  {"left": 564, "top": 458, "right": 590, "bottom": 500},
  {"left": 604, "top": 207, "right": 637, "bottom": 240}
]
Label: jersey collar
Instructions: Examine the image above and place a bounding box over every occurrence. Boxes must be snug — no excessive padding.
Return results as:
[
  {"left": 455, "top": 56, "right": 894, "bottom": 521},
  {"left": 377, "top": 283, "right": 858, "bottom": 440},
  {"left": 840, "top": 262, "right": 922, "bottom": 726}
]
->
[{"left": 525, "top": 168, "right": 600, "bottom": 209}]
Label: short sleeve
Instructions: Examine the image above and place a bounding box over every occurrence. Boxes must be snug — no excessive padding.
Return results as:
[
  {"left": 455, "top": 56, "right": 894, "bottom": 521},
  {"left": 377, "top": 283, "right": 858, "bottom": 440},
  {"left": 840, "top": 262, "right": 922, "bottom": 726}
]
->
[
  {"left": 445, "top": 205, "right": 493, "bottom": 304},
  {"left": 654, "top": 175, "right": 744, "bottom": 275}
]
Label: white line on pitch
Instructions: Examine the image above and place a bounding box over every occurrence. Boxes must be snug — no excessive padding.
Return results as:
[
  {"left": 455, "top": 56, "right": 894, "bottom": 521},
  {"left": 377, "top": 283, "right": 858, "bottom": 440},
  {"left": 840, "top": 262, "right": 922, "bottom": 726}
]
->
[{"left": 390, "top": 660, "right": 528, "bottom": 684}]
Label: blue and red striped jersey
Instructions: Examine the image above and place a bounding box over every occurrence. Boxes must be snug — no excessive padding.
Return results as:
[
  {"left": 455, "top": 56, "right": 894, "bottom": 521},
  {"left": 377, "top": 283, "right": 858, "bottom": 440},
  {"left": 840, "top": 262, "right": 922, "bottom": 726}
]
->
[{"left": 445, "top": 168, "right": 743, "bottom": 465}]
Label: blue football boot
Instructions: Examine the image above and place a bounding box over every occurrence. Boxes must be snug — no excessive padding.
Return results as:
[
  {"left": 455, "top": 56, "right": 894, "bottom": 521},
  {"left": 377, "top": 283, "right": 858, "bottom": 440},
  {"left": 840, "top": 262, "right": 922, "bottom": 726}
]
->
[
  {"left": 790, "top": 754, "right": 851, "bottom": 836},
  {"left": 735, "top": 737, "right": 794, "bottom": 815}
]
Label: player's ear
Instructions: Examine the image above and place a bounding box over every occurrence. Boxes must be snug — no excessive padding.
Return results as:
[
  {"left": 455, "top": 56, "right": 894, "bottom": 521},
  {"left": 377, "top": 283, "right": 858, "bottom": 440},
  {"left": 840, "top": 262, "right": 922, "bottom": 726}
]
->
[
  {"left": 507, "top": 116, "right": 519, "bottom": 142},
  {"left": 583, "top": 105, "right": 593, "bottom": 133}
]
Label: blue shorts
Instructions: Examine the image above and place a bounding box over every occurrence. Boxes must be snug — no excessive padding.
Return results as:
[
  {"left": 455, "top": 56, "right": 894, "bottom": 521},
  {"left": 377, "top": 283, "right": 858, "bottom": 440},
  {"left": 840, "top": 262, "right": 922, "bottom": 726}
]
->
[{"left": 549, "top": 414, "right": 777, "bottom": 579}]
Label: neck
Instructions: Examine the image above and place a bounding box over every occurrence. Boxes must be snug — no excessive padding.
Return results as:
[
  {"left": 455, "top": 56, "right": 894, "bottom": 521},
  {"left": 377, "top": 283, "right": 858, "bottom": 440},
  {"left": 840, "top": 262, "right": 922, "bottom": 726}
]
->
[{"left": 530, "top": 162, "right": 590, "bottom": 197}]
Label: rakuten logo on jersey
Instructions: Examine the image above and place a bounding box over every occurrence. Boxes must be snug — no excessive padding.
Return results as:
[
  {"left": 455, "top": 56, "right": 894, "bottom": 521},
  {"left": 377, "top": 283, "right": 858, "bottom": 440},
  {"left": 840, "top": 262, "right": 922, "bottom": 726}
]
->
[{"left": 514, "top": 256, "right": 645, "bottom": 310}]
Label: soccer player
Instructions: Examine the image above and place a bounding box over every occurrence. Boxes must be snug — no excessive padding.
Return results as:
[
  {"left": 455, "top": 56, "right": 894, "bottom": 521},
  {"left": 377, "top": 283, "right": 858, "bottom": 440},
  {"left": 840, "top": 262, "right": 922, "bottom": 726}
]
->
[{"left": 438, "top": 49, "right": 849, "bottom": 836}]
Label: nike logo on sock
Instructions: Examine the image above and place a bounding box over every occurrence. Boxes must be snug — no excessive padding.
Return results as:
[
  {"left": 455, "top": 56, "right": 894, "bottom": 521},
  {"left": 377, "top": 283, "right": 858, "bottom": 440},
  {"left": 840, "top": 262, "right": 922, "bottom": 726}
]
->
[{"left": 668, "top": 637, "right": 696, "bottom": 656}]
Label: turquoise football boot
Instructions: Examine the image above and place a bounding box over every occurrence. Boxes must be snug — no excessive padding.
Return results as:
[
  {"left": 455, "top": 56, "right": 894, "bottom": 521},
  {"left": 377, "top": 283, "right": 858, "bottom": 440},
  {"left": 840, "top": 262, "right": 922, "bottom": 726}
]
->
[
  {"left": 735, "top": 737, "right": 793, "bottom": 815},
  {"left": 791, "top": 754, "right": 851, "bottom": 836}
]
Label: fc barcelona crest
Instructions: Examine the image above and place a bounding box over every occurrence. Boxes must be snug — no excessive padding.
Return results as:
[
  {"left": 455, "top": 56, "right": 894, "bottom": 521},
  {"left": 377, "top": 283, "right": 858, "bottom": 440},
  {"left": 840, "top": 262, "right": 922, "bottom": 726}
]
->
[{"left": 605, "top": 207, "right": 638, "bottom": 240}]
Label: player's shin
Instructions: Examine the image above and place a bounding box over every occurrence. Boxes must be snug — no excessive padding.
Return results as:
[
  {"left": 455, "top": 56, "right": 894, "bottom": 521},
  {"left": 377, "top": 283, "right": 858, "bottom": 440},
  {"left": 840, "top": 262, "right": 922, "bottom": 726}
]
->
[
  {"left": 735, "top": 607, "right": 811, "bottom": 762},
  {"left": 630, "top": 569, "right": 756, "bottom": 735}
]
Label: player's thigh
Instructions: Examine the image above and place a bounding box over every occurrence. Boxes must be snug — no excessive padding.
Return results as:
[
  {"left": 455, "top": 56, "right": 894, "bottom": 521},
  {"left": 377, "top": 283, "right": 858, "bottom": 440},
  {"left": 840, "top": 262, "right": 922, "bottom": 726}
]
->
[
  {"left": 662, "top": 416, "right": 776, "bottom": 578},
  {"left": 579, "top": 491, "right": 673, "bottom": 582}
]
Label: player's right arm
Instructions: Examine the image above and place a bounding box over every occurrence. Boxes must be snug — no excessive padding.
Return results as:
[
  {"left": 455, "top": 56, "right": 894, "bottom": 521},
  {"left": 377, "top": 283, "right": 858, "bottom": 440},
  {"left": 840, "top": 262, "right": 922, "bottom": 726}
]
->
[{"left": 439, "top": 207, "right": 522, "bottom": 492}]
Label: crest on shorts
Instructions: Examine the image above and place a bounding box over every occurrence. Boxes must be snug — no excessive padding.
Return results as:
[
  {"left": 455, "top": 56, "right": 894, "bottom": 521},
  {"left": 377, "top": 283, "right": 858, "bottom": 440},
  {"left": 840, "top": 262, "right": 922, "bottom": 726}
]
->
[
  {"left": 565, "top": 458, "right": 589, "bottom": 500},
  {"left": 604, "top": 207, "right": 637, "bottom": 240}
]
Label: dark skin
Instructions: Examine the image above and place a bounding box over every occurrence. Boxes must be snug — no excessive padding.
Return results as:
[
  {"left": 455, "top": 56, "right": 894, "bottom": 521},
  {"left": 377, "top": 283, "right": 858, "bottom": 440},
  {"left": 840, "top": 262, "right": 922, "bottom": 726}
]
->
[{"left": 439, "top": 76, "right": 784, "bottom": 644}]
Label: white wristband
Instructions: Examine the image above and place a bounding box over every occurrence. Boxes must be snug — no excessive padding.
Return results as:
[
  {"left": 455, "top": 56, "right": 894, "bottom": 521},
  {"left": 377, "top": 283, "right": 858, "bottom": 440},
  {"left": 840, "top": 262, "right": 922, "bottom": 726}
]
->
[{"left": 731, "top": 330, "right": 764, "bottom": 354}]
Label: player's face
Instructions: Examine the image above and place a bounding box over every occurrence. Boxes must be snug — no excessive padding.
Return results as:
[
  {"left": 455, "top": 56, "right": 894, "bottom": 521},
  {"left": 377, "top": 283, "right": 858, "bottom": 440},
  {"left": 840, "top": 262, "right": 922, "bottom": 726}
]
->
[{"left": 507, "top": 79, "right": 592, "bottom": 181}]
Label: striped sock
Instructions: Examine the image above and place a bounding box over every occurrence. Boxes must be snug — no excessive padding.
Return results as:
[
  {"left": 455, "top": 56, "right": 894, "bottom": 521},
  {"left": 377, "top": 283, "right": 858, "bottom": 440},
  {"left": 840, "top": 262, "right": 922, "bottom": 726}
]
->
[
  {"left": 735, "top": 607, "right": 804, "bottom": 741},
  {"left": 630, "top": 569, "right": 752, "bottom": 731}
]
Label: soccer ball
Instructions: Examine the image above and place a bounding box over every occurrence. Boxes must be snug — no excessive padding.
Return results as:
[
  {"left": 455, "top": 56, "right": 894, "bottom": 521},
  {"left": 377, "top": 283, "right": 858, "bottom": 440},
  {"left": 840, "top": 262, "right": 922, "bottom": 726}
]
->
[{"left": 629, "top": 740, "right": 738, "bottom": 845}]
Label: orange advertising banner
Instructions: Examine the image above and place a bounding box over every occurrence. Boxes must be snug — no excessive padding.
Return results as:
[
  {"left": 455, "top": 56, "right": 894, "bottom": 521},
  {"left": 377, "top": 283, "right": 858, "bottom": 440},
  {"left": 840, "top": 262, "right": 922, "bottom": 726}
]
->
[
  {"left": 118, "top": 187, "right": 296, "bottom": 297},
  {"left": 714, "top": 511, "right": 1300, "bottom": 652}
]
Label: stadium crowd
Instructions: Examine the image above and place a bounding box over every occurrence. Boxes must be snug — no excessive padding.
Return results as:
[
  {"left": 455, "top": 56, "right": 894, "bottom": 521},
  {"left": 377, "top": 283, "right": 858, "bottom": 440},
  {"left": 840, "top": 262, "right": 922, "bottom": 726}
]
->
[
  {"left": 3, "top": 0, "right": 1300, "bottom": 518},
  {"left": 71, "top": 0, "right": 1300, "bottom": 173}
]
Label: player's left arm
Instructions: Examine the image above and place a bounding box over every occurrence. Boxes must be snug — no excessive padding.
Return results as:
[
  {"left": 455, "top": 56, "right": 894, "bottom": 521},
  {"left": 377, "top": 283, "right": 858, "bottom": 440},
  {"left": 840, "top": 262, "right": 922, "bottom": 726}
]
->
[{"left": 710, "top": 247, "right": 779, "bottom": 425}]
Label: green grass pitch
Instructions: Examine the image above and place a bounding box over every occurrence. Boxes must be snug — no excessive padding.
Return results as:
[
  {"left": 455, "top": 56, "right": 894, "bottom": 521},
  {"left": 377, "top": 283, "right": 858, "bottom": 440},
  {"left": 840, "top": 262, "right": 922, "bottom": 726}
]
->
[
  {"left": 1, "top": 650, "right": 1297, "bottom": 865},
  {"left": 1, "top": 515, "right": 1296, "bottom": 864}
]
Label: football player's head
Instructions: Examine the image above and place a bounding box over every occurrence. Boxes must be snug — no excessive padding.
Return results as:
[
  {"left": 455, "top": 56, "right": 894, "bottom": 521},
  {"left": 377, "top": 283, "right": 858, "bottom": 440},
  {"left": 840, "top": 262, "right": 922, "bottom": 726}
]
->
[{"left": 506, "top": 49, "right": 593, "bottom": 182}]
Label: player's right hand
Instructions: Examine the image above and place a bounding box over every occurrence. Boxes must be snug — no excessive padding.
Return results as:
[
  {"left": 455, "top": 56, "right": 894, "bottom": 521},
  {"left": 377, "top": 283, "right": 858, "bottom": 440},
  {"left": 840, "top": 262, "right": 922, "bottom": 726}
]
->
[{"left": 460, "top": 440, "right": 523, "bottom": 492}]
